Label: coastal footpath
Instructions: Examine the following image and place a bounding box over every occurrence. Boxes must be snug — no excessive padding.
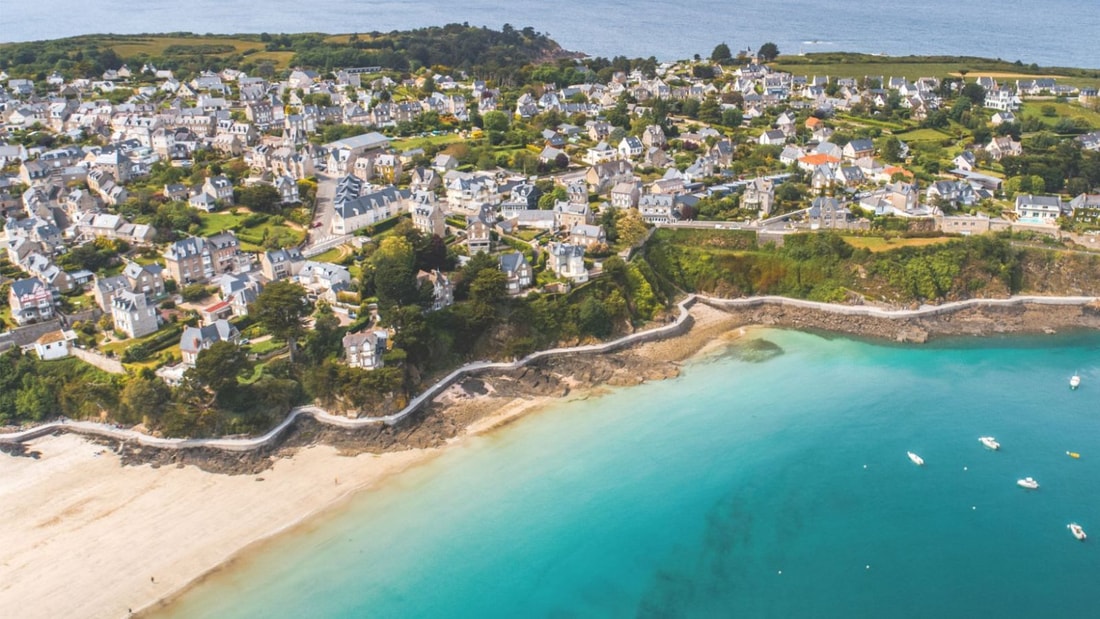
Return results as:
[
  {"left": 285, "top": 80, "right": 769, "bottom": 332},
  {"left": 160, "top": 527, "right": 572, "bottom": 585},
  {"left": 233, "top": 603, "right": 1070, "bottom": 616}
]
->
[{"left": 3, "top": 294, "right": 1099, "bottom": 462}]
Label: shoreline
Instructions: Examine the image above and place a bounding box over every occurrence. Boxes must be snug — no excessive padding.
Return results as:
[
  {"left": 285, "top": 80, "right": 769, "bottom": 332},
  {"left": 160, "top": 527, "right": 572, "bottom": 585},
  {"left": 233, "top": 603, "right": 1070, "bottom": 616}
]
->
[
  {"left": 3, "top": 295, "right": 1100, "bottom": 618},
  {"left": 4, "top": 294, "right": 1099, "bottom": 462}
]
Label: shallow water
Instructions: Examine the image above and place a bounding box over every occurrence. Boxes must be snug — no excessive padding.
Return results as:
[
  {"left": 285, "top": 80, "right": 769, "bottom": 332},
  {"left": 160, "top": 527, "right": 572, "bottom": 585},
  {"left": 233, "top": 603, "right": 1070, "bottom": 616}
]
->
[{"left": 160, "top": 329, "right": 1100, "bottom": 618}]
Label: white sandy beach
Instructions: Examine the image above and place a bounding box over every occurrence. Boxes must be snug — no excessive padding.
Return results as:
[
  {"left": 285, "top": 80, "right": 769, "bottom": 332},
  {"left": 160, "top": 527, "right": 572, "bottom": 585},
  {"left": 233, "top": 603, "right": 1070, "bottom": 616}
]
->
[
  {"left": 0, "top": 305, "right": 741, "bottom": 619},
  {"left": 0, "top": 434, "right": 438, "bottom": 618}
]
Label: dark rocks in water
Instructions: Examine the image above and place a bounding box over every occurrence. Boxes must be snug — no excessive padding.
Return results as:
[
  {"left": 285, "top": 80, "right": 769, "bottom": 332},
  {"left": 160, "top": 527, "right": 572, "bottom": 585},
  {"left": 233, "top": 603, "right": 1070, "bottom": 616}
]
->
[{"left": 729, "top": 338, "right": 784, "bottom": 363}]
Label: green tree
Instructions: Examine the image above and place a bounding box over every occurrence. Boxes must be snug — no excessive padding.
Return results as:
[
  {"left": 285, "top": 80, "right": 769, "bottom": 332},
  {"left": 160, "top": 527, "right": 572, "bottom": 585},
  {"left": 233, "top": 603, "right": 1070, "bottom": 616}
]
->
[
  {"left": 616, "top": 209, "right": 649, "bottom": 247},
  {"left": 721, "top": 107, "right": 743, "bottom": 128},
  {"left": 371, "top": 236, "right": 419, "bottom": 308},
  {"left": 710, "top": 43, "right": 732, "bottom": 63},
  {"left": 119, "top": 376, "right": 172, "bottom": 425},
  {"left": 698, "top": 98, "right": 721, "bottom": 124},
  {"left": 757, "top": 42, "right": 780, "bottom": 62},
  {"left": 578, "top": 296, "right": 612, "bottom": 337},
  {"left": 237, "top": 183, "right": 283, "bottom": 213},
  {"left": 469, "top": 268, "right": 507, "bottom": 307},
  {"left": 250, "top": 280, "right": 311, "bottom": 361},
  {"left": 303, "top": 304, "right": 344, "bottom": 363},
  {"left": 189, "top": 340, "right": 252, "bottom": 402},
  {"left": 482, "top": 110, "right": 510, "bottom": 132},
  {"left": 881, "top": 136, "right": 903, "bottom": 163}
]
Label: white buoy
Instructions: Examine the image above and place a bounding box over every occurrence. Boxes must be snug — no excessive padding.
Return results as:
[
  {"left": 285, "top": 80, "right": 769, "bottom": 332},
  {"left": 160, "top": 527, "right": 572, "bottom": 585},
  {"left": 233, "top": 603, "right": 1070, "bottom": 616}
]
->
[
  {"left": 865, "top": 565, "right": 870, "bottom": 569},
  {"left": 972, "top": 506, "right": 976, "bottom": 510},
  {"left": 778, "top": 570, "right": 782, "bottom": 575},
  {"left": 964, "top": 466, "right": 968, "bottom": 471},
  {"left": 863, "top": 464, "right": 867, "bottom": 469}
]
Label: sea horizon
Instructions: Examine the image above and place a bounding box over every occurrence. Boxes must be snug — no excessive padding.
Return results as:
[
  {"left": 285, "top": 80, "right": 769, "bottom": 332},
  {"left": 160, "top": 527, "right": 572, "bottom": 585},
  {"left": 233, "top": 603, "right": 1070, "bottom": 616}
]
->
[
  {"left": 5, "top": 0, "right": 1100, "bottom": 68},
  {"left": 158, "top": 328, "right": 1100, "bottom": 618}
]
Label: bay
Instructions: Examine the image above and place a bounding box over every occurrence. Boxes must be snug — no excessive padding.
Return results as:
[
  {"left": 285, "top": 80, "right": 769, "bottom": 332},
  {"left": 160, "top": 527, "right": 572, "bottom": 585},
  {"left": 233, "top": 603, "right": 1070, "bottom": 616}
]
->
[
  {"left": 160, "top": 329, "right": 1100, "bottom": 618},
  {"left": 4, "top": 1, "right": 1100, "bottom": 68}
]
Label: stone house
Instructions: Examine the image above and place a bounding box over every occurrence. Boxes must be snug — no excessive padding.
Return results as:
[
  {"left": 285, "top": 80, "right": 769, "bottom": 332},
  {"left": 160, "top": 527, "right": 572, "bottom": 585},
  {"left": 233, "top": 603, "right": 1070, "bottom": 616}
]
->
[
  {"left": 111, "top": 290, "right": 159, "bottom": 339},
  {"left": 409, "top": 191, "right": 446, "bottom": 238},
  {"left": 342, "top": 330, "right": 388, "bottom": 370},
  {"left": 260, "top": 247, "right": 305, "bottom": 281},
  {"left": 499, "top": 252, "right": 533, "bottom": 294},
  {"left": 741, "top": 178, "right": 775, "bottom": 216}
]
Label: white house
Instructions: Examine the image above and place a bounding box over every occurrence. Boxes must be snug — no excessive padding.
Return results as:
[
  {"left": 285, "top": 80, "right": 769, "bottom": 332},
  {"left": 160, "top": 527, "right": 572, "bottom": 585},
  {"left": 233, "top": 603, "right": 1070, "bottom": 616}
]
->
[
  {"left": 33, "top": 330, "right": 76, "bottom": 361},
  {"left": 547, "top": 242, "right": 588, "bottom": 283},
  {"left": 1015, "top": 194, "right": 1065, "bottom": 223}
]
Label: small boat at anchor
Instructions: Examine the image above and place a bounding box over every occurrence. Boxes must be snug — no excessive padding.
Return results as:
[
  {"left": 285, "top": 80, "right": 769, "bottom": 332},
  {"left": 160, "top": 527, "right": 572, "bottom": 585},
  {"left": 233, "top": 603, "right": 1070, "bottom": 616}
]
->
[
  {"left": 979, "top": 437, "right": 1000, "bottom": 450},
  {"left": 1017, "top": 477, "right": 1039, "bottom": 490},
  {"left": 1070, "top": 372, "right": 1081, "bottom": 390},
  {"left": 1067, "top": 451, "right": 1081, "bottom": 459},
  {"left": 1069, "top": 523, "right": 1087, "bottom": 541},
  {"left": 907, "top": 451, "right": 924, "bottom": 466}
]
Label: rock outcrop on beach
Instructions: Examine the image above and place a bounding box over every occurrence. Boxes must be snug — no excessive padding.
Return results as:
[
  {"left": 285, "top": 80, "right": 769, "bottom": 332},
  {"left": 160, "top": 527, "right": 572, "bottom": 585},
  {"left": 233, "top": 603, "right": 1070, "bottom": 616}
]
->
[{"left": 709, "top": 299, "right": 1100, "bottom": 344}]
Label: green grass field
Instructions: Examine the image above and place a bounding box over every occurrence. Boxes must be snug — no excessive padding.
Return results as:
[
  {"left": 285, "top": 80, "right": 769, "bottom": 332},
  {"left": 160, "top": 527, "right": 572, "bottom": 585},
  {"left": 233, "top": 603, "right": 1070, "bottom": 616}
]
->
[
  {"left": 195, "top": 211, "right": 248, "bottom": 236},
  {"left": 1019, "top": 101, "right": 1100, "bottom": 130},
  {"left": 195, "top": 211, "right": 305, "bottom": 251},
  {"left": 893, "top": 128, "right": 956, "bottom": 142},
  {"left": 391, "top": 133, "right": 465, "bottom": 151},
  {"left": 309, "top": 246, "right": 351, "bottom": 263}
]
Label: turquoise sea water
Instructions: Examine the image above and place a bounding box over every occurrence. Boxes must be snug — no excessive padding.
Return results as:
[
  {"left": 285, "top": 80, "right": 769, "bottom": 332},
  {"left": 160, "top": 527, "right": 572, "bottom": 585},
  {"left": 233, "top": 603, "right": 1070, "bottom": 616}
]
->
[{"left": 161, "top": 329, "right": 1100, "bottom": 618}]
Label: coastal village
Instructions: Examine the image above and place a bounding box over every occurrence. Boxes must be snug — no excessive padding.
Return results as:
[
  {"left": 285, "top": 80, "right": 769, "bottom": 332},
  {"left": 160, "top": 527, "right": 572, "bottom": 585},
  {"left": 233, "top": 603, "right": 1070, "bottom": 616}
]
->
[{"left": 1, "top": 33, "right": 1100, "bottom": 433}]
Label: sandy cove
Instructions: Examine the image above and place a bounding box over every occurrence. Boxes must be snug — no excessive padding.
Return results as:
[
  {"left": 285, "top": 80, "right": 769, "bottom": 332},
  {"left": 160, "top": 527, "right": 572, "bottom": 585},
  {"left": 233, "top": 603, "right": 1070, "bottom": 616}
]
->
[
  {"left": 5, "top": 295, "right": 1098, "bottom": 618},
  {"left": 0, "top": 394, "right": 567, "bottom": 619},
  {"left": 0, "top": 304, "right": 738, "bottom": 619}
]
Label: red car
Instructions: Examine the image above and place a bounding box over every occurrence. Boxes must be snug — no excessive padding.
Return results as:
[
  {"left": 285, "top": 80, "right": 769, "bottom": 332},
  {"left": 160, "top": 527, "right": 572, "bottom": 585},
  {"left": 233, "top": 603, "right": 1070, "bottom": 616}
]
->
[{"left": 311, "top": 221, "right": 323, "bottom": 228}]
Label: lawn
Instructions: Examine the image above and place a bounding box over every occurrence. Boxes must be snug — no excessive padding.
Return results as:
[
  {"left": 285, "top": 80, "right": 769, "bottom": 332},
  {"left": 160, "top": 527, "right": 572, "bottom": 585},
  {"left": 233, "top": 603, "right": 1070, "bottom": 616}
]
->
[
  {"left": 836, "top": 114, "right": 910, "bottom": 132},
  {"left": 391, "top": 133, "right": 464, "bottom": 151},
  {"left": 246, "top": 339, "right": 285, "bottom": 356},
  {"left": 196, "top": 211, "right": 248, "bottom": 236},
  {"left": 195, "top": 210, "right": 305, "bottom": 251},
  {"left": 309, "top": 246, "right": 351, "bottom": 263},
  {"left": 893, "top": 128, "right": 955, "bottom": 143},
  {"left": 513, "top": 229, "right": 546, "bottom": 242},
  {"left": 1019, "top": 101, "right": 1100, "bottom": 131},
  {"left": 842, "top": 236, "right": 954, "bottom": 252}
]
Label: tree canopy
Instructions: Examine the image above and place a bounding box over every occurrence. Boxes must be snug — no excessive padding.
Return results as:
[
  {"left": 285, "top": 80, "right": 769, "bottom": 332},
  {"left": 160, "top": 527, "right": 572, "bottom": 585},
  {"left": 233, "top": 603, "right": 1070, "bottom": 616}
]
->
[
  {"left": 250, "top": 280, "right": 311, "bottom": 360},
  {"left": 758, "top": 42, "right": 780, "bottom": 62},
  {"left": 710, "top": 43, "right": 732, "bottom": 63}
]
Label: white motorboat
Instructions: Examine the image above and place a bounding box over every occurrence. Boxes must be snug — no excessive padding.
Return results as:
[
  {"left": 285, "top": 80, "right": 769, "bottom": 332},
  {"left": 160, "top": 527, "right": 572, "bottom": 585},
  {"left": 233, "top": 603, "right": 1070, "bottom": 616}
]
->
[
  {"left": 1070, "top": 372, "right": 1081, "bottom": 390},
  {"left": 1017, "top": 477, "right": 1039, "bottom": 490},
  {"left": 979, "top": 436, "right": 1000, "bottom": 450},
  {"left": 1068, "top": 523, "right": 1087, "bottom": 541},
  {"left": 907, "top": 451, "right": 924, "bottom": 466}
]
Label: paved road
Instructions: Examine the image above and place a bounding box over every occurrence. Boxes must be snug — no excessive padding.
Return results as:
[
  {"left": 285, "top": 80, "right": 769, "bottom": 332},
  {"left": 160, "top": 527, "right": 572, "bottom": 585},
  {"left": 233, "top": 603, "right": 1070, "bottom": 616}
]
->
[{"left": 304, "top": 172, "right": 339, "bottom": 252}]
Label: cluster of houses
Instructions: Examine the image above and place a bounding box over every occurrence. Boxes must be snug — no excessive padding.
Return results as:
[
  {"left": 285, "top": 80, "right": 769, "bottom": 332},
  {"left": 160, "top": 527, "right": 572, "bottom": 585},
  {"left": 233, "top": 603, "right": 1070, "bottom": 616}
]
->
[{"left": 3, "top": 53, "right": 1098, "bottom": 375}]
